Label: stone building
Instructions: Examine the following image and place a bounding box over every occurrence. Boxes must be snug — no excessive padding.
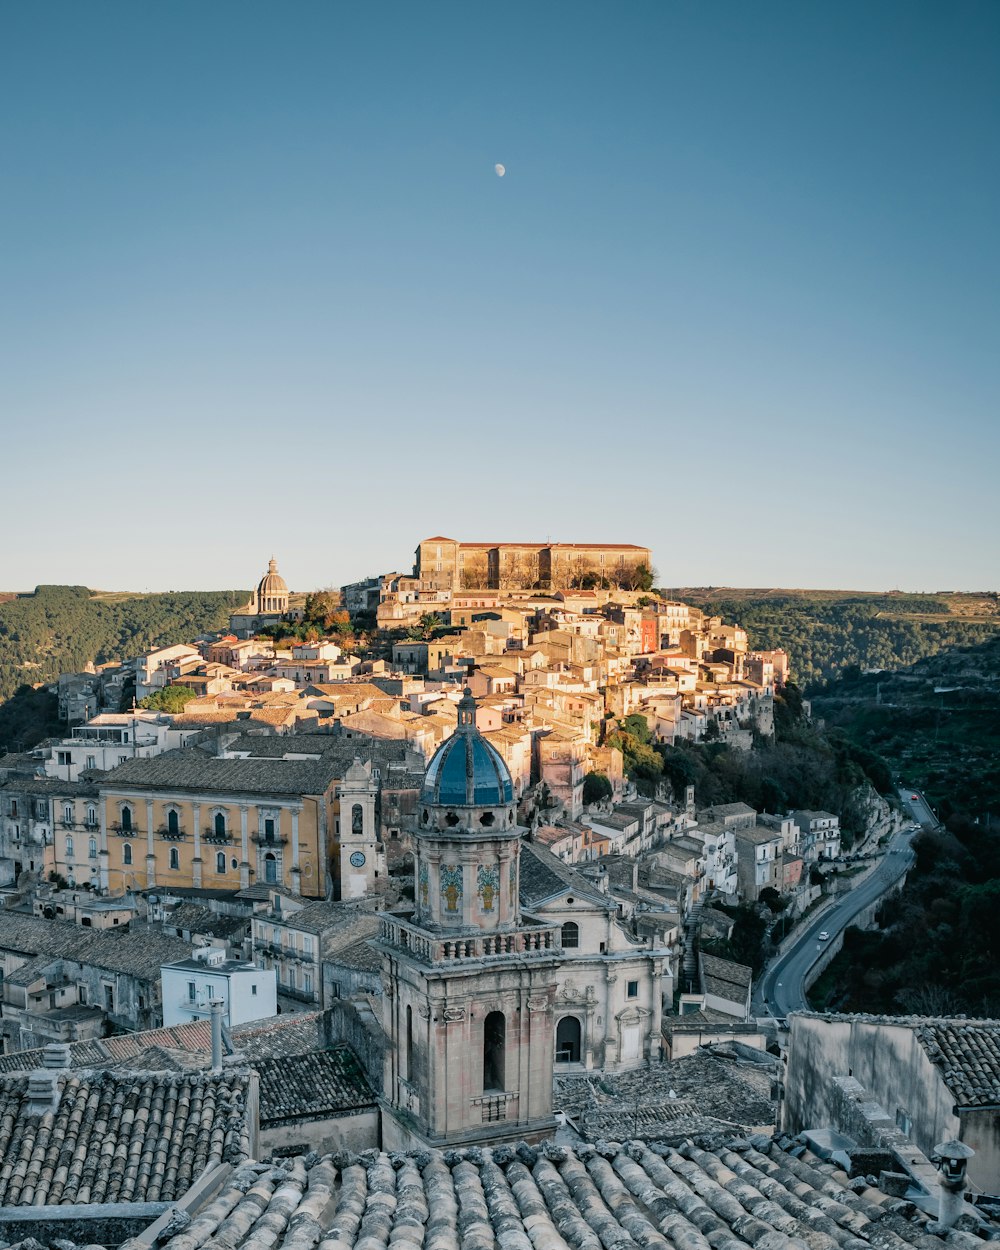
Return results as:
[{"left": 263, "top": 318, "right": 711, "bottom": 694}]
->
[
  {"left": 378, "top": 691, "right": 562, "bottom": 1148},
  {"left": 414, "top": 536, "right": 652, "bottom": 592}
]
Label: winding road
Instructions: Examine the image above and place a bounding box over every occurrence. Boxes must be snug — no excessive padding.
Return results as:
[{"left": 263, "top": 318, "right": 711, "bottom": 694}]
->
[{"left": 752, "top": 822, "right": 917, "bottom": 1018}]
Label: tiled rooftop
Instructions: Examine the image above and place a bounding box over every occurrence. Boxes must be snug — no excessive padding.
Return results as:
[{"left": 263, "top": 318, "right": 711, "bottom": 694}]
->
[
  {"left": 914, "top": 1021, "right": 1000, "bottom": 1107},
  {"left": 256, "top": 1047, "right": 376, "bottom": 1125},
  {"left": 0, "top": 1068, "right": 253, "bottom": 1205},
  {"left": 142, "top": 1133, "right": 992, "bottom": 1250},
  {"left": 0, "top": 912, "right": 192, "bottom": 981},
  {"left": 103, "top": 747, "right": 340, "bottom": 795}
]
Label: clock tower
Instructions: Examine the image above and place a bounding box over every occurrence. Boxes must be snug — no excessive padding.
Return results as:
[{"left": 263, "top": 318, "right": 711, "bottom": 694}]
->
[
  {"left": 336, "top": 758, "right": 381, "bottom": 899},
  {"left": 378, "top": 691, "right": 562, "bottom": 1149}
]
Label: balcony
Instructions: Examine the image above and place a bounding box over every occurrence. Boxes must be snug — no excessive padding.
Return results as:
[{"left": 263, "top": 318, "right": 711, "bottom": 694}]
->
[
  {"left": 110, "top": 823, "right": 140, "bottom": 837},
  {"left": 378, "top": 915, "right": 558, "bottom": 965},
  {"left": 202, "top": 827, "right": 233, "bottom": 845},
  {"left": 252, "top": 831, "right": 288, "bottom": 846},
  {"left": 158, "top": 828, "right": 188, "bottom": 841}
]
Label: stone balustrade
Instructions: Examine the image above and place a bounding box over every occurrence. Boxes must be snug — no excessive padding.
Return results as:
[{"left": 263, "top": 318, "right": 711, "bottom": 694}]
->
[{"left": 378, "top": 914, "right": 558, "bottom": 964}]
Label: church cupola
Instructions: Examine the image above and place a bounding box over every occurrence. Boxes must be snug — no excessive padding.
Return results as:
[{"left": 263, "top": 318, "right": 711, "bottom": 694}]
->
[{"left": 412, "top": 689, "right": 522, "bottom": 931}]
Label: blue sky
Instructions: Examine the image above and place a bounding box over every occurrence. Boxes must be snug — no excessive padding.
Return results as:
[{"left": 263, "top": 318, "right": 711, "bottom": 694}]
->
[{"left": 1, "top": 1, "right": 997, "bottom": 593}]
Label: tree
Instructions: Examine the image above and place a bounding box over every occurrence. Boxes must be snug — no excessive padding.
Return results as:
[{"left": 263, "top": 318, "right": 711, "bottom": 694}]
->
[
  {"left": 139, "top": 685, "right": 197, "bottom": 713},
  {"left": 583, "top": 773, "right": 613, "bottom": 804}
]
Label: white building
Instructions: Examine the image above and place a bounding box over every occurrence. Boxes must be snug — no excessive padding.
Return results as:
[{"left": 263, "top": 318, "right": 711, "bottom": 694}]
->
[
  {"left": 42, "top": 713, "right": 199, "bottom": 782},
  {"left": 135, "top": 644, "right": 203, "bottom": 702},
  {"left": 161, "top": 946, "right": 276, "bottom": 1027}
]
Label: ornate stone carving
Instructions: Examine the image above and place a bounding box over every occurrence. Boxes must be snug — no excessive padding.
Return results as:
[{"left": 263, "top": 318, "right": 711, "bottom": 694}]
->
[
  {"left": 527, "top": 997, "right": 550, "bottom": 1012},
  {"left": 443, "top": 1005, "right": 466, "bottom": 1022}
]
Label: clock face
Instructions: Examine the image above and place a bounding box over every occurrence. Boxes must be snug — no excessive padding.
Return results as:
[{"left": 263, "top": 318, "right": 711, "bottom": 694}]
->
[{"left": 350, "top": 851, "right": 366, "bottom": 868}]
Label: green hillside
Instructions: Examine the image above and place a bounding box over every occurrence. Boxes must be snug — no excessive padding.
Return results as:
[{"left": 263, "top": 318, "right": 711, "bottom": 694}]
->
[
  {"left": 0, "top": 585, "right": 246, "bottom": 705},
  {"left": 666, "top": 588, "right": 1000, "bottom": 684}
]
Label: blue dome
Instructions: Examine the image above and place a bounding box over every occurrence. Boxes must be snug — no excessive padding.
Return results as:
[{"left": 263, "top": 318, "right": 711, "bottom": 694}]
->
[{"left": 421, "top": 726, "right": 514, "bottom": 807}]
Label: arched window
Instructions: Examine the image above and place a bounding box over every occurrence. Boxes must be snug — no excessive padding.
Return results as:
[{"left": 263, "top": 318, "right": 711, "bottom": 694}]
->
[
  {"left": 351, "top": 804, "right": 364, "bottom": 834},
  {"left": 214, "top": 811, "right": 226, "bottom": 838},
  {"left": 87, "top": 806, "right": 96, "bottom": 826},
  {"left": 167, "top": 808, "right": 180, "bottom": 836},
  {"left": 264, "top": 853, "right": 277, "bottom": 884},
  {"left": 120, "top": 805, "right": 133, "bottom": 833},
  {"left": 483, "top": 1011, "right": 505, "bottom": 1092},
  {"left": 63, "top": 803, "right": 73, "bottom": 824},
  {"left": 561, "top": 921, "right": 580, "bottom": 949},
  {"left": 65, "top": 835, "right": 74, "bottom": 858},
  {"left": 88, "top": 838, "right": 97, "bottom": 858},
  {"left": 556, "top": 1015, "right": 582, "bottom": 1064},
  {"left": 123, "top": 843, "right": 133, "bottom": 865},
  {"left": 406, "top": 1004, "right": 414, "bottom": 1081},
  {"left": 216, "top": 851, "right": 226, "bottom": 874},
  {"left": 169, "top": 847, "right": 179, "bottom": 871}
]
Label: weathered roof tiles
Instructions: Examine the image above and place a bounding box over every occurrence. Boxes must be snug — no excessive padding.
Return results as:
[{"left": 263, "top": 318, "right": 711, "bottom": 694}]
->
[{"left": 133, "top": 1135, "right": 997, "bottom": 1250}]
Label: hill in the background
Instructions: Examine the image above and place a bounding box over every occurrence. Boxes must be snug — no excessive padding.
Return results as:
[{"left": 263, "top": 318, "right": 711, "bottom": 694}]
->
[
  {"left": 666, "top": 587, "right": 1000, "bottom": 684},
  {"left": 812, "top": 632, "right": 1000, "bottom": 825},
  {"left": 0, "top": 584, "right": 246, "bottom": 706}
]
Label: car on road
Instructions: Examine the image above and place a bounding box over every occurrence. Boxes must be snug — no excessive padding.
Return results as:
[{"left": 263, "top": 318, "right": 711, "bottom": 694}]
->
[
  {"left": 911, "top": 794, "right": 919, "bottom": 801},
  {"left": 818, "top": 931, "right": 831, "bottom": 941}
]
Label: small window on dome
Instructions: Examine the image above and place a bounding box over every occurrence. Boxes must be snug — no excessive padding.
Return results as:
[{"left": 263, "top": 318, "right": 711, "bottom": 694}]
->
[
  {"left": 479, "top": 812, "right": 495, "bottom": 827},
  {"left": 445, "top": 811, "right": 460, "bottom": 827}
]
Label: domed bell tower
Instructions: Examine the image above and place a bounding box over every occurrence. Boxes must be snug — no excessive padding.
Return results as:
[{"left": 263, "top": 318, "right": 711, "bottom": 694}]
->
[{"left": 378, "top": 691, "right": 562, "bottom": 1149}]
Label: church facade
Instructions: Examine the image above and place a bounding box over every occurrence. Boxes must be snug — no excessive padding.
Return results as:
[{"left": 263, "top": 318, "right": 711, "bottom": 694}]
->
[{"left": 378, "top": 692, "right": 563, "bottom": 1148}]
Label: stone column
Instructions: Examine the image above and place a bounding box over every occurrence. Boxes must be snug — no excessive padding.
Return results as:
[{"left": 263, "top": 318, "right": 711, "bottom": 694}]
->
[
  {"left": 98, "top": 800, "right": 109, "bottom": 894},
  {"left": 145, "top": 799, "right": 156, "bottom": 888},
  {"left": 240, "top": 805, "right": 250, "bottom": 888},
  {"left": 192, "top": 802, "right": 203, "bottom": 888},
  {"left": 290, "top": 807, "right": 301, "bottom": 895}
]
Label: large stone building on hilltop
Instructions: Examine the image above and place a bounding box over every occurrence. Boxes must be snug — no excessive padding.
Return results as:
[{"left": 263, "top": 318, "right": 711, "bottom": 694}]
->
[{"left": 415, "top": 536, "right": 652, "bottom": 592}]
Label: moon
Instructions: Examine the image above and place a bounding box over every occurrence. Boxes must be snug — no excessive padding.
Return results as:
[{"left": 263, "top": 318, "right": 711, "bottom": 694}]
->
[{"left": 495, "top": 163, "right": 506, "bottom": 177}]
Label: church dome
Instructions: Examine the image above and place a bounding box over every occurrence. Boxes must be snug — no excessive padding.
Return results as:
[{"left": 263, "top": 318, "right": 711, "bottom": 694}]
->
[
  {"left": 257, "top": 557, "right": 288, "bottom": 600},
  {"left": 255, "top": 557, "right": 289, "bottom": 613},
  {"left": 421, "top": 691, "right": 514, "bottom": 807}
]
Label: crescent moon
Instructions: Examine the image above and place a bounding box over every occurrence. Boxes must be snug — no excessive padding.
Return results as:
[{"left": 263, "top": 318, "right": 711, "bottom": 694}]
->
[{"left": 495, "top": 164, "right": 506, "bottom": 177}]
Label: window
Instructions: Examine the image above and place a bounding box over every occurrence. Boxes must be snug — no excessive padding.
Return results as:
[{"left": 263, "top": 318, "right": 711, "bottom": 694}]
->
[
  {"left": 123, "top": 843, "right": 133, "bottom": 865},
  {"left": 556, "top": 1016, "right": 582, "bottom": 1064},
  {"left": 63, "top": 803, "right": 73, "bottom": 823},
  {"left": 120, "top": 805, "right": 133, "bottom": 833},
  {"left": 303, "top": 935, "right": 314, "bottom": 956},
  {"left": 303, "top": 971, "right": 313, "bottom": 995},
  {"left": 264, "top": 817, "right": 275, "bottom": 839},
  {"left": 167, "top": 808, "right": 180, "bottom": 836},
  {"left": 264, "top": 853, "right": 277, "bottom": 884},
  {"left": 118, "top": 755, "right": 128, "bottom": 766},
  {"left": 251, "top": 984, "right": 257, "bottom": 996},
  {"left": 169, "top": 847, "right": 179, "bottom": 871},
  {"left": 406, "top": 1004, "right": 414, "bottom": 1080},
  {"left": 483, "top": 1011, "right": 506, "bottom": 1092},
  {"left": 626, "top": 980, "right": 639, "bottom": 999},
  {"left": 85, "top": 756, "right": 96, "bottom": 770},
  {"left": 87, "top": 806, "right": 96, "bottom": 826},
  {"left": 65, "top": 835, "right": 74, "bottom": 858},
  {"left": 9, "top": 800, "right": 17, "bottom": 818},
  {"left": 560, "top": 921, "right": 580, "bottom": 948},
  {"left": 352, "top": 804, "right": 364, "bottom": 834},
  {"left": 57, "top": 752, "right": 71, "bottom": 767},
  {"left": 88, "top": 838, "right": 97, "bottom": 859},
  {"left": 216, "top": 851, "right": 226, "bottom": 874},
  {"left": 188, "top": 981, "right": 196, "bottom": 1002},
  {"left": 214, "top": 811, "right": 227, "bottom": 838}
]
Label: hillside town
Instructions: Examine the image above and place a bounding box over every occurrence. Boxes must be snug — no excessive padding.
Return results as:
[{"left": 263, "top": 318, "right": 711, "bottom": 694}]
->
[{"left": 0, "top": 542, "right": 996, "bottom": 1243}]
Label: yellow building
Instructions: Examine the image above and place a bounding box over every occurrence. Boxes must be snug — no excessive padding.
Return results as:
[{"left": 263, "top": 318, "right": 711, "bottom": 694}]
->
[{"left": 98, "top": 748, "right": 339, "bottom": 898}]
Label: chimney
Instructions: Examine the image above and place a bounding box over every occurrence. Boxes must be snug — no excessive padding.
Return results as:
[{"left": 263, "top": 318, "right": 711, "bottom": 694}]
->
[
  {"left": 209, "top": 998, "right": 225, "bottom": 1073},
  {"left": 928, "top": 1138, "right": 975, "bottom": 1232}
]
